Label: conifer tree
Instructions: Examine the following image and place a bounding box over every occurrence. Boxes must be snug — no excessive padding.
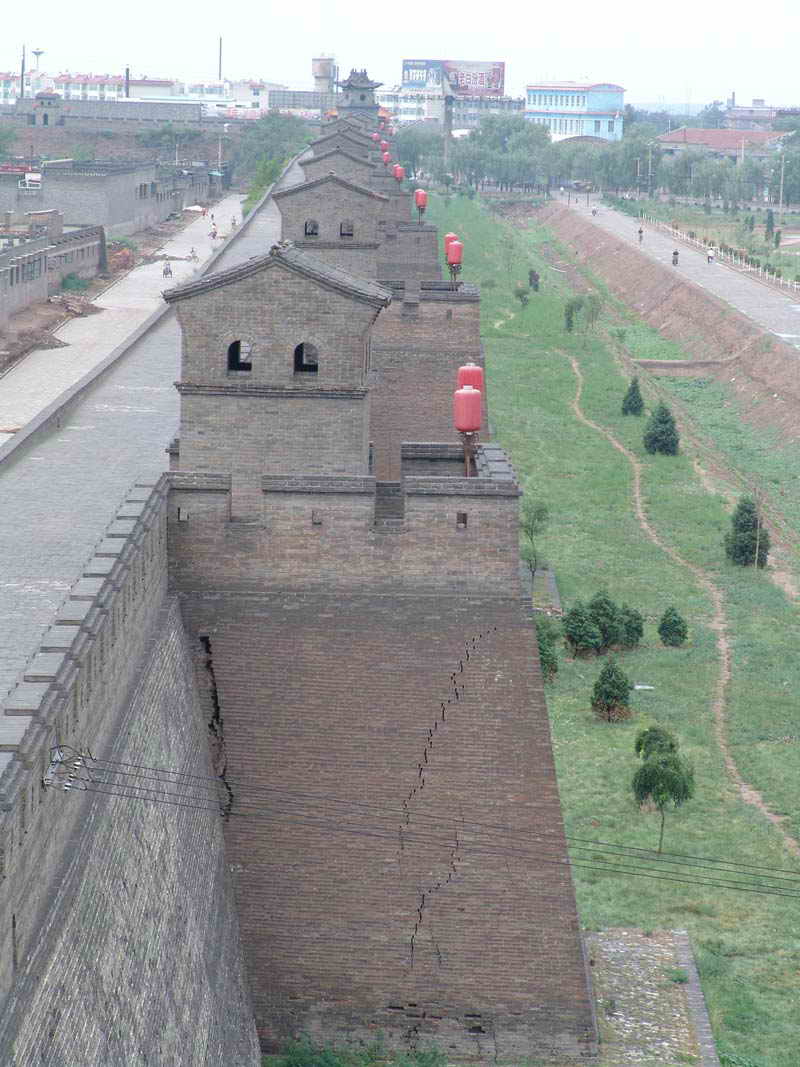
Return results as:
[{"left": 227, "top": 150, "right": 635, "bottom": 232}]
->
[
  {"left": 563, "top": 601, "right": 602, "bottom": 657},
  {"left": 658, "top": 606, "right": 688, "bottom": 646},
  {"left": 634, "top": 726, "right": 677, "bottom": 760},
  {"left": 619, "top": 604, "right": 644, "bottom": 648},
  {"left": 591, "top": 658, "right": 633, "bottom": 721},
  {"left": 622, "top": 377, "right": 644, "bottom": 416},
  {"left": 724, "top": 495, "right": 770, "bottom": 568},
  {"left": 537, "top": 628, "right": 558, "bottom": 682},
  {"left": 643, "top": 403, "right": 679, "bottom": 455},
  {"left": 587, "top": 591, "right": 623, "bottom": 652}
]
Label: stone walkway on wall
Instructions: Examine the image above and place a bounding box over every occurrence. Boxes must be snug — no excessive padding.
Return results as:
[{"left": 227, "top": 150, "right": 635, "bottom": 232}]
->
[
  {"left": 586, "top": 929, "right": 720, "bottom": 1067},
  {"left": 564, "top": 194, "right": 800, "bottom": 348},
  {"left": 0, "top": 160, "right": 304, "bottom": 698}
]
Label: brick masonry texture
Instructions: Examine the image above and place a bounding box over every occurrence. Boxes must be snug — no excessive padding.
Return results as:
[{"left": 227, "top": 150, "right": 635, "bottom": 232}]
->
[
  {"left": 0, "top": 480, "right": 259, "bottom": 1065},
  {"left": 301, "top": 150, "right": 379, "bottom": 186},
  {"left": 179, "top": 592, "right": 597, "bottom": 1062},
  {"left": 164, "top": 118, "right": 598, "bottom": 1060}
]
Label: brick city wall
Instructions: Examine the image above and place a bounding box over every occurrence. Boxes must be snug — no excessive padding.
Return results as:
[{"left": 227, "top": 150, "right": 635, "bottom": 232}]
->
[
  {"left": 178, "top": 591, "right": 598, "bottom": 1062},
  {"left": 168, "top": 471, "right": 522, "bottom": 597},
  {"left": 0, "top": 478, "right": 259, "bottom": 1065},
  {"left": 377, "top": 223, "right": 441, "bottom": 281}
]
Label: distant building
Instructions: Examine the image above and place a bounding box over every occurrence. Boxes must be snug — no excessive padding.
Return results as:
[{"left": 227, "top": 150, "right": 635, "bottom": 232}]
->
[
  {"left": 657, "top": 127, "right": 786, "bottom": 160},
  {"left": 724, "top": 93, "right": 800, "bottom": 131},
  {"left": 525, "top": 81, "right": 624, "bottom": 141}
]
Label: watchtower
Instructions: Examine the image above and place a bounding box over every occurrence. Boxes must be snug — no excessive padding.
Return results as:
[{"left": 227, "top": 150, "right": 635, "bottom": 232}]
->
[
  {"left": 336, "top": 68, "right": 382, "bottom": 127},
  {"left": 164, "top": 243, "right": 391, "bottom": 500}
]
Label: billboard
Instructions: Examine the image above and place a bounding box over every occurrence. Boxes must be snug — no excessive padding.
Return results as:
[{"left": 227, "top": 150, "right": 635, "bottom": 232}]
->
[{"left": 402, "top": 59, "right": 505, "bottom": 98}]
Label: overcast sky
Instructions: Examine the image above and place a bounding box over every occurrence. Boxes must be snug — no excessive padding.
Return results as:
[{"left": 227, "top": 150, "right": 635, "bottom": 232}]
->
[{"left": 4, "top": 0, "right": 800, "bottom": 108}]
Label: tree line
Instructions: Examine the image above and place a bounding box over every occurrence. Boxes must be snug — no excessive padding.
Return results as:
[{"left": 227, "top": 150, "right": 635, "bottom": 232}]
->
[{"left": 395, "top": 113, "right": 800, "bottom": 204}]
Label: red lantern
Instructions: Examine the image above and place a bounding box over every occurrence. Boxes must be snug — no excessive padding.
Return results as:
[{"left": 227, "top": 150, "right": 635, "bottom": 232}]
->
[
  {"left": 394, "top": 166, "right": 405, "bottom": 183},
  {"left": 444, "top": 232, "right": 458, "bottom": 253},
  {"left": 371, "top": 132, "right": 380, "bottom": 142},
  {"left": 414, "top": 189, "right": 428, "bottom": 209},
  {"left": 457, "top": 362, "right": 484, "bottom": 391},
  {"left": 380, "top": 140, "right": 389, "bottom": 152},
  {"left": 453, "top": 385, "right": 482, "bottom": 433},
  {"left": 392, "top": 163, "right": 402, "bottom": 178},
  {"left": 446, "top": 239, "right": 463, "bottom": 266},
  {"left": 382, "top": 151, "right": 391, "bottom": 166}
]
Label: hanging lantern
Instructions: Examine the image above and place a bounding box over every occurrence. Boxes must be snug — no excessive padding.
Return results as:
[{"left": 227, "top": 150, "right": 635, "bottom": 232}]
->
[
  {"left": 382, "top": 151, "right": 391, "bottom": 166},
  {"left": 443, "top": 232, "right": 458, "bottom": 254},
  {"left": 380, "top": 139, "right": 389, "bottom": 152},
  {"left": 453, "top": 386, "right": 482, "bottom": 434},
  {"left": 457, "top": 362, "right": 484, "bottom": 391},
  {"left": 394, "top": 165, "right": 405, "bottom": 184},
  {"left": 446, "top": 239, "right": 463, "bottom": 266},
  {"left": 447, "top": 238, "right": 463, "bottom": 288},
  {"left": 371, "top": 132, "right": 380, "bottom": 142}
]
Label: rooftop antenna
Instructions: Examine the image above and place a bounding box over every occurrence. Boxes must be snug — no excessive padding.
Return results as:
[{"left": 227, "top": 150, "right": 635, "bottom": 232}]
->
[{"left": 218, "top": 36, "right": 222, "bottom": 81}]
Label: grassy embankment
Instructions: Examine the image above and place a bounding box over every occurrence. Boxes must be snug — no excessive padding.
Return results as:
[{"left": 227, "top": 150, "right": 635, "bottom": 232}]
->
[{"left": 426, "top": 192, "right": 800, "bottom": 1067}]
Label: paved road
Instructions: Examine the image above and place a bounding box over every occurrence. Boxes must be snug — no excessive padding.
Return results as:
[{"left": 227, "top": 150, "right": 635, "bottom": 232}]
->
[
  {"left": 563, "top": 195, "right": 800, "bottom": 349},
  {"left": 0, "top": 191, "right": 245, "bottom": 444},
  {"left": 0, "top": 161, "right": 303, "bottom": 698}
]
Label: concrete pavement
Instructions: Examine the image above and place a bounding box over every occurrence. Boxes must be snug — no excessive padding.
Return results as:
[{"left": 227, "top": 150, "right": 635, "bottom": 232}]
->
[
  {"left": 563, "top": 195, "right": 800, "bottom": 350},
  {"left": 0, "top": 160, "right": 303, "bottom": 698},
  {"left": 0, "top": 191, "right": 246, "bottom": 444}
]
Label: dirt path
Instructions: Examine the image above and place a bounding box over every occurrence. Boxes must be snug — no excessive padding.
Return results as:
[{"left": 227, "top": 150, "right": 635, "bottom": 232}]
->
[{"left": 564, "top": 351, "right": 800, "bottom": 858}]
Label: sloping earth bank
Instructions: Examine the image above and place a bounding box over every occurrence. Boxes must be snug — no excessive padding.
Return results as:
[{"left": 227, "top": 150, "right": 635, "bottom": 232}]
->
[{"left": 529, "top": 203, "right": 800, "bottom": 443}]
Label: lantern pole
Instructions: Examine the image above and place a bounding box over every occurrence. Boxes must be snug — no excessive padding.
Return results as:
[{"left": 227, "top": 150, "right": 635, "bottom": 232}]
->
[
  {"left": 449, "top": 262, "right": 461, "bottom": 290},
  {"left": 459, "top": 431, "right": 478, "bottom": 477}
]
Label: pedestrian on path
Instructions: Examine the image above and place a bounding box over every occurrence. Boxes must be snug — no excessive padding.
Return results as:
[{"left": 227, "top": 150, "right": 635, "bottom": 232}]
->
[
  {"left": 707, "top": 246, "right": 715, "bottom": 265},
  {"left": 162, "top": 262, "right": 172, "bottom": 278},
  {"left": 672, "top": 250, "right": 679, "bottom": 266},
  {"left": 638, "top": 227, "right": 644, "bottom": 244}
]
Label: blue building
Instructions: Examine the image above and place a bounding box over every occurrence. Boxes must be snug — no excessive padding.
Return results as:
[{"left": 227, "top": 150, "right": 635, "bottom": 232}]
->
[{"left": 525, "top": 81, "right": 625, "bottom": 142}]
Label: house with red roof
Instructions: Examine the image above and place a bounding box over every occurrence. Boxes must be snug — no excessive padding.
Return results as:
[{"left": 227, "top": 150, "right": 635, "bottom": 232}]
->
[{"left": 657, "top": 127, "right": 786, "bottom": 160}]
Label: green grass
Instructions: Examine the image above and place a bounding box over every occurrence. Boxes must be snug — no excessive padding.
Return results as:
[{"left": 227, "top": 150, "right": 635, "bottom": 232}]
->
[{"left": 428, "top": 192, "right": 800, "bottom": 1067}]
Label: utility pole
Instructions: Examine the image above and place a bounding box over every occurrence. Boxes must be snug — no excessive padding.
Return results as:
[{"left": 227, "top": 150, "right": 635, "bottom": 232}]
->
[
  {"left": 778, "top": 151, "right": 786, "bottom": 225},
  {"left": 218, "top": 37, "right": 222, "bottom": 82},
  {"left": 647, "top": 143, "right": 653, "bottom": 200},
  {"left": 19, "top": 44, "right": 26, "bottom": 100}
]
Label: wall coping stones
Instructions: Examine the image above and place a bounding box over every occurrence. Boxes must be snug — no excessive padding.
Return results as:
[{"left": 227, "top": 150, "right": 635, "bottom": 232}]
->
[
  {"left": 106, "top": 520, "right": 137, "bottom": 537},
  {"left": 261, "top": 475, "right": 377, "bottom": 495},
  {"left": 95, "top": 538, "right": 125, "bottom": 557},
  {"left": 71, "top": 578, "right": 106, "bottom": 601},
  {"left": 23, "top": 653, "right": 68, "bottom": 684},
  {"left": 40, "top": 626, "right": 81, "bottom": 653},
  {"left": 83, "top": 557, "right": 116, "bottom": 578},
  {"left": 404, "top": 476, "right": 520, "bottom": 498},
  {"left": 55, "top": 599, "right": 93, "bottom": 625},
  {"left": 170, "top": 471, "right": 232, "bottom": 493},
  {"left": 295, "top": 240, "right": 380, "bottom": 251},
  {"left": 176, "top": 382, "right": 368, "bottom": 401},
  {"left": 3, "top": 683, "right": 50, "bottom": 717},
  {"left": 0, "top": 718, "right": 29, "bottom": 751}
]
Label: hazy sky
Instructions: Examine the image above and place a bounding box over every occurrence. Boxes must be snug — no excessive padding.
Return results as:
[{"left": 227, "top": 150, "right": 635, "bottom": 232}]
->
[{"left": 4, "top": 0, "right": 800, "bottom": 107}]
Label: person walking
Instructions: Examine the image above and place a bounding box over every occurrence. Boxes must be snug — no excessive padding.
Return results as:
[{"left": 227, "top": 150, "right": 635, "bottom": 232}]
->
[
  {"left": 162, "top": 261, "right": 172, "bottom": 278},
  {"left": 707, "top": 246, "right": 715, "bottom": 265},
  {"left": 672, "top": 249, "right": 679, "bottom": 266},
  {"left": 638, "top": 227, "right": 644, "bottom": 244}
]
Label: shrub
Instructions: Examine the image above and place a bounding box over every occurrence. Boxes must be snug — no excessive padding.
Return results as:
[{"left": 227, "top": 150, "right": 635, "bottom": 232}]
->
[
  {"left": 563, "top": 601, "right": 602, "bottom": 656},
  {"left": 564, "top": 296, "right": 584, "bottom": 332},
  {"left": 724, "top": 495, "right": 770, "bottom": 567},
  {"left": 587, "top": 591, "right": 623, "bottom": 651},
  {"left": 658, "top": 606, "right": 688, "bottom": 646},
  {"left": 618, "top": 604, "right": 644, "bottom": 648},
  {"left": 634, "top": 726, "right": 677, "bottom": 759},
  {"left": 514, "top": 282, "right": 530, "bottom": 307},
  {"left": 61, "top": 272, "right": 90, "bottom": 291},
  {"left": 622, "top": 376, "right": 644, "bottom": 415},
  {"left": 643, "top": 403, "right": 679, "bottom": 455},
  {"left": 537, "top": 628, "right": 558, "bottom": 682},
  {"left": 591, "top": 658, "right": 632, "bottom": 721}
]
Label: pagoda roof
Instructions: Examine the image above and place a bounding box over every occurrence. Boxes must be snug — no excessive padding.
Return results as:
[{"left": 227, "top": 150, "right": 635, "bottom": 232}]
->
[{"left": 337, "top": 68, "right": 382, "bottom": 91}]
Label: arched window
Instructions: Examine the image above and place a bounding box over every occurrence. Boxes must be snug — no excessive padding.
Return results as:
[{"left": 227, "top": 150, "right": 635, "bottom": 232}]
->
[
  {"left": 294, "top": 342, "right": 319, "bottom": 374},
  {"left": 304, "top": 219, "right": 319, "bottom": 237},
  {"left": 340, "top": 219, "right": 354, "bottom": 239},
  {"left": 227, "top": 340, "right": 252, "bottom": 372}
]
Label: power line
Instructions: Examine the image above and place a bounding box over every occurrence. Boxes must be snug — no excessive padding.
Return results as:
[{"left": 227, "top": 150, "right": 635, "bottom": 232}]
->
[
  {"left": 81, "top": 755, "right": 800, "bottom": 882},
  {"left": 67, "top": 776, "right": 800, "bottom": 901}
]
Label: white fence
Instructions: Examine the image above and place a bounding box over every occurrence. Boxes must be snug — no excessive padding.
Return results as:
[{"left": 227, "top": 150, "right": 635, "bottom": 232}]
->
[{"left": 640, "top": 214, "right": 800, "bottom": 294}]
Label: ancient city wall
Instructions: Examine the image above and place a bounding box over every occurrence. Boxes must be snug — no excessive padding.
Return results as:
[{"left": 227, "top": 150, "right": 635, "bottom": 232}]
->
[
  {"left": 377, "top": 223, "right": 441, "bottom": 281},
  {"left": 0, "top": 477, "right": 259, "bottom": 1065}
]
